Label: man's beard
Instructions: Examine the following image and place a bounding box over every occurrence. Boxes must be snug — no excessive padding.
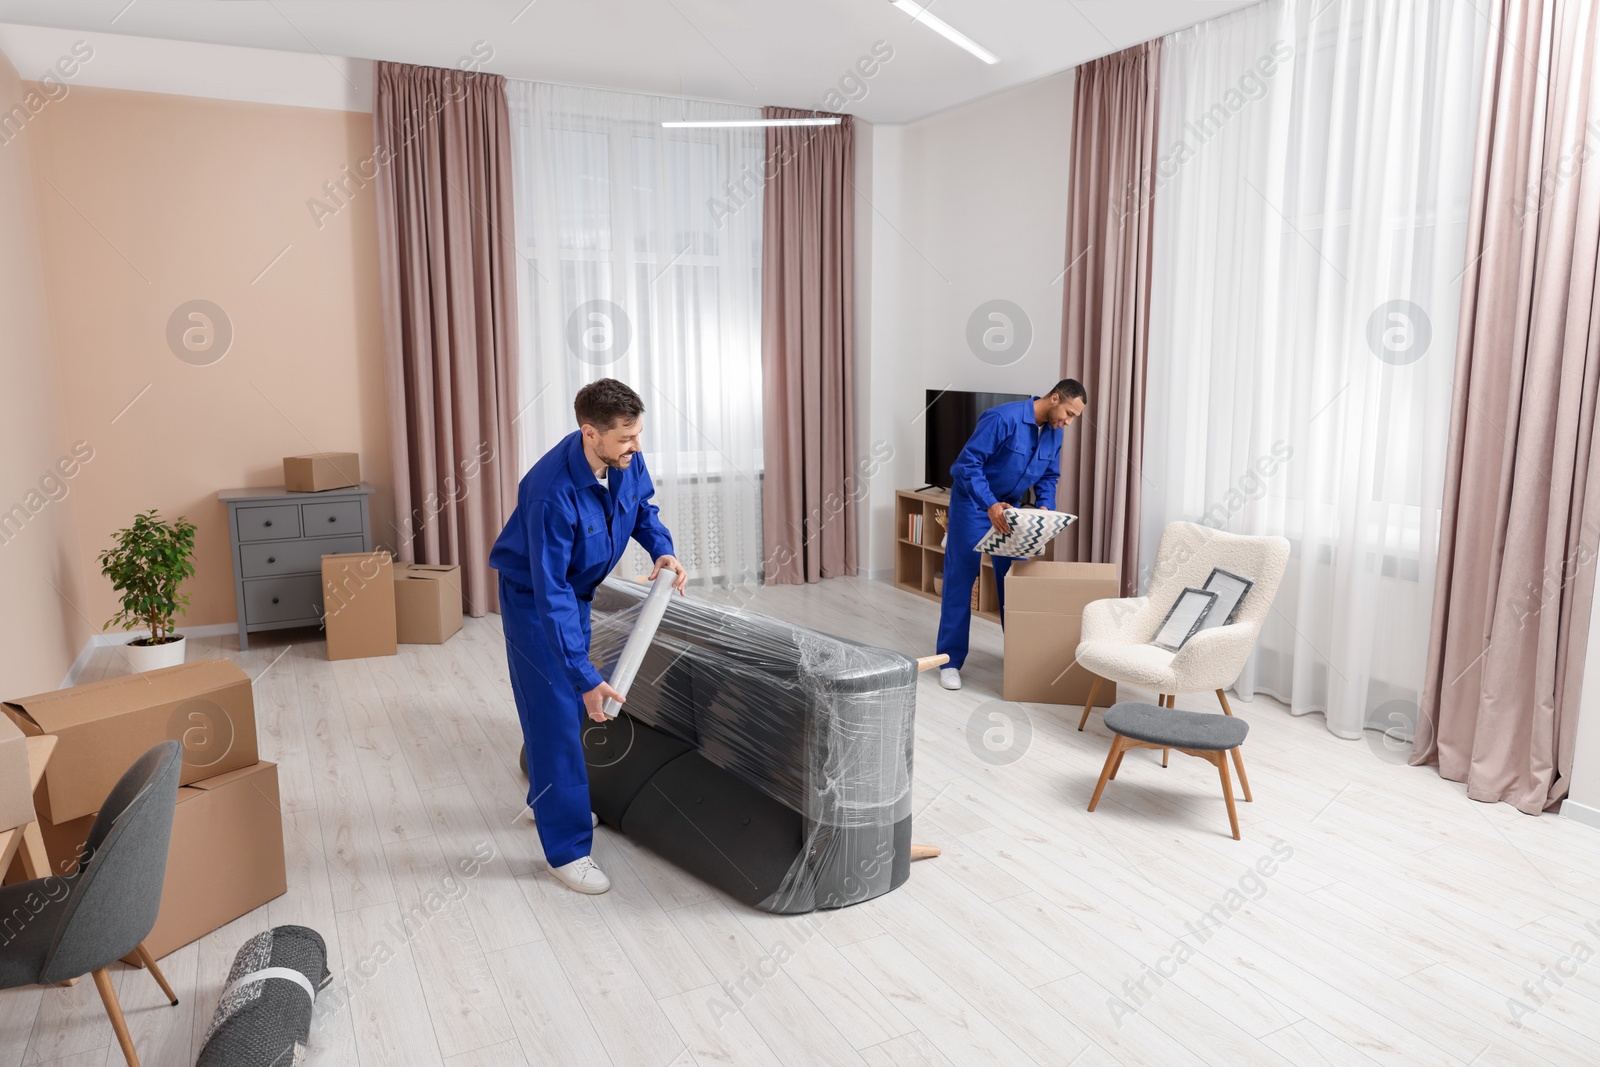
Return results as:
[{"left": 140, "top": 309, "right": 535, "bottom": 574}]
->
[{"left": 597, "top": 449, "right": 633, "bottom": 469}]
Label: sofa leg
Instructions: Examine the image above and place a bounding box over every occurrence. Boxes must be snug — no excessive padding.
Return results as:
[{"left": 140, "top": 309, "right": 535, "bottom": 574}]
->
[
  {"left": 1077, "top": 677, "right": 1104, "bottom": 731},
  {"left": 1089, "top": 736, "right": 1125, "bottom": 811}
]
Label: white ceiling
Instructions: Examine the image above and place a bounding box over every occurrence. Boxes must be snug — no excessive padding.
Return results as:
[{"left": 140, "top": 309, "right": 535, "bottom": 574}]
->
[{"left": 0, "top": 0, "right": 1260, "bottom": 123}]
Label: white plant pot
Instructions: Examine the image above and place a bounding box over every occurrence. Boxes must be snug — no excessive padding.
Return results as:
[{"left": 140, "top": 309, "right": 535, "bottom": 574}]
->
[{"left": 123, "top": 633, "right": 186, "bottom": 672}]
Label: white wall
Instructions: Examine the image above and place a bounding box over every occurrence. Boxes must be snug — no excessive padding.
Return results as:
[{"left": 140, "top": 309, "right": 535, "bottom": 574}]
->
[
  {"left": 862, "top": 71, "right": 1075, "bottom": 577},
  {"left": 1565, "top": 586, "right": 1600, "bottom": 830}
]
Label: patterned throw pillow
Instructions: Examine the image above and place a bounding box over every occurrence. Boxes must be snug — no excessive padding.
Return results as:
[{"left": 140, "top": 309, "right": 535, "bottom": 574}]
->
[{"left": 973, "top": 508, "right": 1077, "bottom": 558}]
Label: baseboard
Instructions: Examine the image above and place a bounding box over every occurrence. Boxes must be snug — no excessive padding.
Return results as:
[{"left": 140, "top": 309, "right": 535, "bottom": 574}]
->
[
  {"left": 59, "top": 623, "right": 240, "bottom": 689},
  {"left": 95, "top": 622, "right": 237, "bottom": 646},
  {"left": 60, "top": 635, "right": 100, "bottom": 689},
  {"left": 1560, "top": 798, "right": 1600, "bottom": 834}
]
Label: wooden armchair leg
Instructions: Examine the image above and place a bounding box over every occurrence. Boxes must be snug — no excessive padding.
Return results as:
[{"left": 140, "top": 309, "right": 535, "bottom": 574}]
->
[
  {"left": 1214, "top": 754, "right": 1241, "bottom": 840},
  {"left": 1162, "top": 748, "right": 1170, "bottom": 768},
  {"left": 1088, "top": 736, "right": 1126, "bottom": 811},
  {"left": 1216, "top": 689, "right": 1233, "bottom": 715},
  {"left": 1229, "top": 746, "right": 1253, "bottom": 803},
  {"left": 134, "top": 943, "right": 179, "bottom": 1005},
  {"left": 1077, "top": 676, "right": 1104, "bottom": 732},
  {"left": 92, "top": 967, "right": 140, "bottom": 1067}
]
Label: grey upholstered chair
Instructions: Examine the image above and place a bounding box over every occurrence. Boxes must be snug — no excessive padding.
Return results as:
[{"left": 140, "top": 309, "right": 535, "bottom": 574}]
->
[{"left": 0, "top": 741, "right": 182, "bottom": 1067}]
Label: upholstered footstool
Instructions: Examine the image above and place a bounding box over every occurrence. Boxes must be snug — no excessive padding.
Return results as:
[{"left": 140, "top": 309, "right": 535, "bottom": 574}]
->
[{"left": 1087, "top": 701, "right": 1253, "bottom": 839}]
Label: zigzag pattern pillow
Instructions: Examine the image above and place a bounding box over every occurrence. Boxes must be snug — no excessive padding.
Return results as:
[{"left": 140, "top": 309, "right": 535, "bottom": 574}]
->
[{"left": 973, "top": 508, "right": 1076, "bottom": 558}]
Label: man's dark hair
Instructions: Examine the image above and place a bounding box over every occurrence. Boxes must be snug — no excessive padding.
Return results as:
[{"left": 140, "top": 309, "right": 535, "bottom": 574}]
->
[
  {"left": 574, "top": 378, "right": 645, "bottom": 430},
  {"left": 1048, "top": 378, "right": 1088, "bottom": 404}
]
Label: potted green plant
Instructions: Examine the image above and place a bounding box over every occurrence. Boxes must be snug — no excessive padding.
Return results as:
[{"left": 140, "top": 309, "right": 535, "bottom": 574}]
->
[{"left": 99, "top": 509, "right": 198, "bottom": 671}]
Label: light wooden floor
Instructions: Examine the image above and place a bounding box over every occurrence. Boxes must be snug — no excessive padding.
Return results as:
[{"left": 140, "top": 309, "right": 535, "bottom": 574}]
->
[{"left": 4, "top": 575, "right": 1600, "bottom": 1066}]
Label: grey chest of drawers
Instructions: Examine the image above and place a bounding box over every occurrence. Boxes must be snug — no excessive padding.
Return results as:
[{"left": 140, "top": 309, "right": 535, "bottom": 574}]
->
[{"left": 218, "top": 483, "right": 375, "bottom": 650}]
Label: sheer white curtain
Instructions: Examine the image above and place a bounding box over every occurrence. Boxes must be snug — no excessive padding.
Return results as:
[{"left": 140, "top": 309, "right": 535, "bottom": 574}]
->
[
  {"left": 507, "top": 81, "right": 765, "bottom": 588},
  {"left": 1143, "top": 0, "right": 1486, "bottom": 738}
]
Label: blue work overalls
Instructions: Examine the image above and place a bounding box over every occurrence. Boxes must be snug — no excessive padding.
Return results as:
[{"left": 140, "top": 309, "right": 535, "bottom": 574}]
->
[
  {"left": 489, "top": 431, "right": 675, "bottom": 867},
  {"left": 935, "top": 398, "right": 1062, "bottom": 670}
]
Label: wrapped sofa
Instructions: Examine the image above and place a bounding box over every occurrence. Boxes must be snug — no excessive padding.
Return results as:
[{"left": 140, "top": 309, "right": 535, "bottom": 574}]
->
[{"left": 564, "top": 578, "right": 919, "bottom": 914}]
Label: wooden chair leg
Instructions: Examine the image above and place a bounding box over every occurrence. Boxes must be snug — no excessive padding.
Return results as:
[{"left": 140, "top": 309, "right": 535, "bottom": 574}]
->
[
  {"left": 134, "top": 943, "right": 179, "bottom": 1006},
  {"left": 1229, "top": 746, "right": 1253, "bottom": 803},
  {"left": 92, "top": 967, "right": 140, "bottom": 1067},
  {"left": 1214, "top": 753, "right": 1241, "bottom": 840},
  {"left": 1110, "top": 746, "right": 1128, "bottom": 779},
  {"left": 1077, "top": 676, "right": 1104, "bottom": 731},
  {"left": 1216, "top": 689, "right": 1233, "bottom": 715},
  {"left": 1161, "top": 696, "right": 1172, "bottom": 765},
  {"left": 1088, "top": 736, "right": 1125, "bottom": 811}
]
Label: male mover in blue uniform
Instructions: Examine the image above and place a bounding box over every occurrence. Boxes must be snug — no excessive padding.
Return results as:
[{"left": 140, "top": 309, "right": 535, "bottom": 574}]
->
[
  {"left": 490, "top": 379, "right": 687, "bottom": 895},
  {"left": 935, "top": 379, "right": 1087, "bottom": 691}
]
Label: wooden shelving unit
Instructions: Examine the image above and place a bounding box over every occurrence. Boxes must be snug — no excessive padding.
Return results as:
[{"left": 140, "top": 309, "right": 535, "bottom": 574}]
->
[{"left": 893, "top": 487, "right": 1004, "bottom": 623}]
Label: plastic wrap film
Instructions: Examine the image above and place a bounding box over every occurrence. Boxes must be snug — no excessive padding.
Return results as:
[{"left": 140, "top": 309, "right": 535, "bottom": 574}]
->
[
  {"left": 602, "top": 570, "right": 676, "bottom": 718},
  {"left": 585, "top": 578, "right": 918, "bottom": 913}
]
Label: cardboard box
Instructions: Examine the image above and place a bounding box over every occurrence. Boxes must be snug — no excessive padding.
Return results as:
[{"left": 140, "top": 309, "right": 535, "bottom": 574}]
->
[
  {"left": 0, "top": 714, "right": 33, "bottom": 831},
  {"left": 283, "top": 451, "right": 360, "bottom": 493},
  {"left": 394, "top": 562, "right": 464, "bottom": 644},
  {"left": 322, "top": 551, "right": 397, "bottom": 660},
  {"left": 1002, "top": 561, "right": 1120, "bottom": 706},
  {"left": 3, "top": 660, "right": 259, "bottom": 823},
  {"left": 29, "top": 763, "right": 288, "bottom": 962}
]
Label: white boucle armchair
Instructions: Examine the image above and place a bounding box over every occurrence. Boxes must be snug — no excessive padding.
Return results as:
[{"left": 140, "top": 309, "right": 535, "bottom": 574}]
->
[{"left": 1075, "top": 522, "right": 1290, "bottom": 776}]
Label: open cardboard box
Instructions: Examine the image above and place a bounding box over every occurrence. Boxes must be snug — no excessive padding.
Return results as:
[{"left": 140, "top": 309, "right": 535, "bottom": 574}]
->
[
  {"left": 395, "top": 562, "right": 464, "bottom": 644},
  {"left": 1002, "top": 560, "right": 1119, "bottom": 706},
  {"left": 3, "top": 660, "right": 258, "bottom": 823}
]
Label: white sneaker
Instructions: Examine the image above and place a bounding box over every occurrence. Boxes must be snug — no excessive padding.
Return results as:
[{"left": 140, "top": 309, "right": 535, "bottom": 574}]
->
[
  {"left": 940, "top": 668, "right": 962, "bottom": 691},
  {"left": 551, "top": 855, "right": 611, "bottom": 894}
]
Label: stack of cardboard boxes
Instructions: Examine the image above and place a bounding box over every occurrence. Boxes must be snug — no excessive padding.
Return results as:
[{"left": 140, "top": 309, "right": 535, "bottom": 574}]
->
[
  {"left": 2, "top": 660, "right": 288, "bottom": 962},
  {"left": 321, "top": 552, "right": 464, "bottom": 660}
]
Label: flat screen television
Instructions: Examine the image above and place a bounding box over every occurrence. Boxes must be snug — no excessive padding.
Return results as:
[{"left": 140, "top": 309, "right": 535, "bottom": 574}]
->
[{"left": 924, "top": 389, "right": 1030, "bottom": 490}]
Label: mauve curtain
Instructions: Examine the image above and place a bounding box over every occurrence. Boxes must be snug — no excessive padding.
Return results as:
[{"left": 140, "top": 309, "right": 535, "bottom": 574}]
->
[
  {"left": 760, "top": 107, "right": 856, "bottom": 584},
  {"left": 373, "top": 62, "right": 519, "bottom": 616},
  {"left": 1059, "top": 40, "right": 1160, "bottom": 596},
  {"left": 1414, "top": 0, "right": 1600, "bottom": 813}
]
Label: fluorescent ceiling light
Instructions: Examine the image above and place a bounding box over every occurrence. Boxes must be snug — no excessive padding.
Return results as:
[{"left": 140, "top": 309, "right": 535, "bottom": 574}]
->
[
  {"left": 890, "top": 0, "right": 999, "bottom": 64},
  {"left": 661, "top": 118, "right": 842, "bottom": 128}
]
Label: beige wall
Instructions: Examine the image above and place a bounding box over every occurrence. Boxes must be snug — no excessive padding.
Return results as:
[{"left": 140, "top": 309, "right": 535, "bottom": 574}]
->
[
  {"left": 0, "top": 50, "right": 93, "bottom": 694},
  {"left": 26, "top": 83, "right": 392, "bottom": 635}
]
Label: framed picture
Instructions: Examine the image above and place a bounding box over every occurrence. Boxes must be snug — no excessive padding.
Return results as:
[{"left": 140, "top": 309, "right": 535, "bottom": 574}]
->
[
  {"left": 1200, "top": 568, "right": 1254, "bottom": 628},
  {"left": 1151, "top": 588, "right": 1218, "bottom": 651}
]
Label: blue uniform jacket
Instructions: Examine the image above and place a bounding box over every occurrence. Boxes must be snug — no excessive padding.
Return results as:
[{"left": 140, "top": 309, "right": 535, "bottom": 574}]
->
[
  {"left": 490, "top": 431, "right": 675, "bottom": 693},
  {"left": 950, "top": 397, "right": 1062, "bottom": 512}
]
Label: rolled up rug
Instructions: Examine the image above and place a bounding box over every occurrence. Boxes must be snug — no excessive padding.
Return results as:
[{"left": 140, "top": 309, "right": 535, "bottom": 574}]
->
[{"left": 196, "top": 925, "right": 330, "bottom": 1067}]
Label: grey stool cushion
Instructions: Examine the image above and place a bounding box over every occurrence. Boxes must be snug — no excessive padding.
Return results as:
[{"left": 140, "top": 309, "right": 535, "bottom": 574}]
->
[{"left": 1103, "top": 701, "right": 1248, "bottom": 750}]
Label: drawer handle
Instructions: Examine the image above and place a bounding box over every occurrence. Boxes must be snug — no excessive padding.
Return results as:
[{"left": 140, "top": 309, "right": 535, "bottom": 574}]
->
[
  {"left": 264, "top": 520, "right": 273, "bottom": 527},
  {"left": 267, "top": 556, "right": 276, "bottom": 564},
  {"left": 327, "top": 516, "right": 337, "bottom": 523},
  {"left": 271, "top": 597, "right": 280, "bottom": 605}
]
